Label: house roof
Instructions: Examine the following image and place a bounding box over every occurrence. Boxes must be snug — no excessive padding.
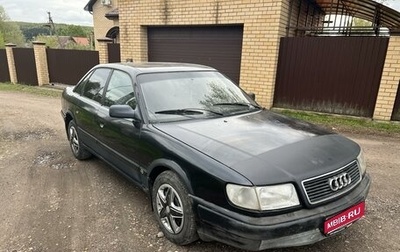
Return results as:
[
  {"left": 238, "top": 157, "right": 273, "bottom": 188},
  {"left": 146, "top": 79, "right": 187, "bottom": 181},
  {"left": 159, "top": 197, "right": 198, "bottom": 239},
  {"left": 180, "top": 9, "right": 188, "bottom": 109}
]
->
[
  {"left": 72, "top": 37, "right": 90, "bottom": 46},
  {"left": 313, "top": 0, "right": 400, "bottom": 30},
  {"left": 84, "top": 0, "right": 97, "bottom": 12}
]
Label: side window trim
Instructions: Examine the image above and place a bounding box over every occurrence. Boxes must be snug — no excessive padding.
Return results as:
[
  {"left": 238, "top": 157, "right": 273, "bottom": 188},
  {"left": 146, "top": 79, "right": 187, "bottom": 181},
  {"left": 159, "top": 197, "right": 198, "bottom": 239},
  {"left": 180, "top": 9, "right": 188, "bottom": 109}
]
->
[
  {"left": 103, "top": 69, "right": 136, "bottom": 109},
  {"left": 73, "top": 70, "right": 94, "bottom": 96},
  {"left": 80, "top": 67, "right": 112, "bottom": 103}
]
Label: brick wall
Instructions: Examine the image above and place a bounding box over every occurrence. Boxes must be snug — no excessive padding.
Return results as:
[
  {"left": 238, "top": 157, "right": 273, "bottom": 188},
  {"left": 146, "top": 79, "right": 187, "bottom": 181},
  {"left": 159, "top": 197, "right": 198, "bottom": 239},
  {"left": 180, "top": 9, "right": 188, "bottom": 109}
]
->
[
  {"left": 373, "top": 36, "right": 400, "bottom": 120},
  {"left": 118, "top": 0, "right": 296, "bottom": 108},
  {"left": 92, "top": 0, "right": 119, "bottom": 49}
]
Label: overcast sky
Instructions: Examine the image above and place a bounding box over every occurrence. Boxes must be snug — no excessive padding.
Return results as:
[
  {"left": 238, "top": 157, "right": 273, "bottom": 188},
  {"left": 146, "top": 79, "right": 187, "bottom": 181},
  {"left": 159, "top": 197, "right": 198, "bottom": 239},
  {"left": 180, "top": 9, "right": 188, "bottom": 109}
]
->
[{"left": 0, "top": 0, "right": 399, "bottom": 27}]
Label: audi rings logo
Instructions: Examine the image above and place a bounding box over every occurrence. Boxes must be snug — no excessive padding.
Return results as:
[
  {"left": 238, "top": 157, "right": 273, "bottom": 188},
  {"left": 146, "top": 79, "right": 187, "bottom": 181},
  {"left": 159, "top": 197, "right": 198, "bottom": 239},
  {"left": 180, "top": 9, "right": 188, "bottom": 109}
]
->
[{"left": 328, "top": 173, "right": 351, "bottom": 191}]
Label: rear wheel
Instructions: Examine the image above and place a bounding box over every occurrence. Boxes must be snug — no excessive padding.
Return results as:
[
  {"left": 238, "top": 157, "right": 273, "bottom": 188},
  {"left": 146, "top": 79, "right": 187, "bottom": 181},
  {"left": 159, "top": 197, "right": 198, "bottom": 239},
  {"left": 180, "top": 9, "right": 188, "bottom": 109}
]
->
[
  {"left": 152, "top": 171, "right": 198, "bottom": 245},
  {"left": 68, "top": 120, "right": 91, "bottom": 160}
]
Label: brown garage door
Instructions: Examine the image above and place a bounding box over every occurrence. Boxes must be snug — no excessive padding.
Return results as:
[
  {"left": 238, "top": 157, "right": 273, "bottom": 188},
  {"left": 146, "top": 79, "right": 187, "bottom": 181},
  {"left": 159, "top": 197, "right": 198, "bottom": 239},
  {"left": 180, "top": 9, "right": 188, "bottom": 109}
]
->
[{"left": 148, "top": 26, "right": 243, "bottom": 85}]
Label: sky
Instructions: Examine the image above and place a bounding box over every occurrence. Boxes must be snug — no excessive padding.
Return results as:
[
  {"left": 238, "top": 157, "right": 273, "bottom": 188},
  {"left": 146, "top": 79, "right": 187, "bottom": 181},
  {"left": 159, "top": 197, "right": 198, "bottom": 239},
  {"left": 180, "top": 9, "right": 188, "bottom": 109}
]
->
[
  {"left": 0, "top": 0, "right": 399, "bottom": 27},
  {"left": 385, "top": 0, "right": 400, "bottom": 12}
]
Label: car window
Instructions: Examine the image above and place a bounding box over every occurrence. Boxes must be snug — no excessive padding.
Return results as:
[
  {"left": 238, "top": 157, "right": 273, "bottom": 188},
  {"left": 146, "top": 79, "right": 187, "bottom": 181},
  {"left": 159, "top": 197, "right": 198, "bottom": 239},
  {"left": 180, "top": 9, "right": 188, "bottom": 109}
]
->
[
  {"left": 104, "top": 70, "right": 136, "bottom": 109},
  {"left": 74, "top": 71, "right": 92, "bottom": 95},
  {"left": 81, "top": 68, "right": 111, "bottom": 103},
  {"left": 138, "top": 71, "right": 257, "bottom": 121}
]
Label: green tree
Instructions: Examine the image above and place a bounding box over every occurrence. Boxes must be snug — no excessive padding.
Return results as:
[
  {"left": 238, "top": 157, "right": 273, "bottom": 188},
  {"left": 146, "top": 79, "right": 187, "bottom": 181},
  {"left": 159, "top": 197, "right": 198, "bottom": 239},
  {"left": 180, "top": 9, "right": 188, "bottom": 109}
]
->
[
  {"left": 0, "top": 5, "right": 26, "bottom": 47},
  {"left": 352, "top": 18, "right": 372, "bottom": 27},
  {"left": 57, "top": 24, "right": 87, "bottom": 37},
  {"left": 21, "top": 26, "right": 50, "bottom": 41},
  {"left": 0, "top": 31, "right": 5, "bottom": 48},
  {"left": 2, "top": 21, "right": 25, "bottom": 46},
  {"left": 0, "top": 5, "right": 8, "bottom": 21},
  {"left": 34, "top": 35, "right": 59, "bottom": 48}
]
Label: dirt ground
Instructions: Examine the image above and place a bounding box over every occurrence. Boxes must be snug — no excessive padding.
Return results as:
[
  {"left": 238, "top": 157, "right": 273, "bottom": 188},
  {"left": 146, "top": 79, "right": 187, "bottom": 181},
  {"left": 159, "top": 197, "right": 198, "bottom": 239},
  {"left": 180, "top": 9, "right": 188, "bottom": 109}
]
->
[{"left": 0, "top": 91, "right": 399, "bottom": 252}]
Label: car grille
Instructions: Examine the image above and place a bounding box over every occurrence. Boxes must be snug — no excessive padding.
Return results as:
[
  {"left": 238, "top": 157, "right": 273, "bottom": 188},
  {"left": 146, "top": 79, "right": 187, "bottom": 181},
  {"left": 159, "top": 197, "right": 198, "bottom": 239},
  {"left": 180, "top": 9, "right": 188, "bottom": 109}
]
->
[{"left": 302, "top": 160, "right": 361, "bottom": 205}]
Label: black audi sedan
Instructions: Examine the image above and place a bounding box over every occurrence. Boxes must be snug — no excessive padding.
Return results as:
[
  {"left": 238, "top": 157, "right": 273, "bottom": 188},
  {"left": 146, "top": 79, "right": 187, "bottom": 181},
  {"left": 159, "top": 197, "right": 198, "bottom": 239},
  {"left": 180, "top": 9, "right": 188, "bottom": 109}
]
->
[{"left": 61, "top": 62, "right": 371, "bottom": 251}]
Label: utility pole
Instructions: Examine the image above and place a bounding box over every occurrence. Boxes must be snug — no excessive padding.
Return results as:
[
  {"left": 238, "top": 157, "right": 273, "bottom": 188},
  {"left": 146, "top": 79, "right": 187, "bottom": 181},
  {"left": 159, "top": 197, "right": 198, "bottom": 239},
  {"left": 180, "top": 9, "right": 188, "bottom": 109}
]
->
[{"left": 44, "top": 11, "right": 56, "bottom": 35}]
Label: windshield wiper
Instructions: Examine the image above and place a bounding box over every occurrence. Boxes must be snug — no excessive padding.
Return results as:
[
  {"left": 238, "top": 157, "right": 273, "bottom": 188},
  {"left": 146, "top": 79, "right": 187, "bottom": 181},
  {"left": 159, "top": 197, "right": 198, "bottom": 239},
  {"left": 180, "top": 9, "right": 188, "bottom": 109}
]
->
[
  {"left": 155, "top": 108, "right": 223, "bottom": 116},
  {"left": 212, "top": 102, "right": 262, "bottom": 109}
]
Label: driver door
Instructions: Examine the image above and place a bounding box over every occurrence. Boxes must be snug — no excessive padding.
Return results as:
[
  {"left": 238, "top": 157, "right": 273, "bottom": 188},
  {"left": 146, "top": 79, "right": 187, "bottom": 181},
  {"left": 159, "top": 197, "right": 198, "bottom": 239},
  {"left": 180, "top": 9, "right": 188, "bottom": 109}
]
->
[{"left": 95, "top": 70, "right": 143, "bottom": 183}]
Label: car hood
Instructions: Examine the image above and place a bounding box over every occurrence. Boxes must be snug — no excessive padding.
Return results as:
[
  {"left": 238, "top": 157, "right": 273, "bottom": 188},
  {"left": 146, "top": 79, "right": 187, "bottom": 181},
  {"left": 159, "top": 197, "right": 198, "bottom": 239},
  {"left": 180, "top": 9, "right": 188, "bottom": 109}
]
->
[{"left": 153, "top": 110, "right": 360, "bottom": 185}]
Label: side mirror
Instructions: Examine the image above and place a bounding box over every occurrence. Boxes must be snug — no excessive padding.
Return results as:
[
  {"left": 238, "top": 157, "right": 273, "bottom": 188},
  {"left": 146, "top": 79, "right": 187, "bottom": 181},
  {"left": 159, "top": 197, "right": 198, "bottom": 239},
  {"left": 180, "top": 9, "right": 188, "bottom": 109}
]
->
[
  {"left": 248, "top": 92, "right": 256, "bottom": 101},
  {"left": 109, "top": 105, "right": 142, "bottom": 128}
]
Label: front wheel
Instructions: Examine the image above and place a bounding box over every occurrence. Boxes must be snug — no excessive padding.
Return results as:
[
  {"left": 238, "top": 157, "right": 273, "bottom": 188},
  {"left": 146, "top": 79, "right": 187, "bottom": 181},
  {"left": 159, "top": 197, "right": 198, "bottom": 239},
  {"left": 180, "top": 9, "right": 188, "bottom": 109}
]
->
[
  {"left": 152, "top": 171, "right": 198, "bottom": 245},
  {"left": 67, "top": 120, "right": 92, "bottom": 160}
]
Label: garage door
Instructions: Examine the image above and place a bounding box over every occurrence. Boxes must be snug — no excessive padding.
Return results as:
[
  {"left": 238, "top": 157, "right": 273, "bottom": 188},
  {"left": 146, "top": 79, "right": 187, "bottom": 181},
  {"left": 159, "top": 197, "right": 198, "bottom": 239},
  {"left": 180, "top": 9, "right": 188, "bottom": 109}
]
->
[{"left": 148, "top": 26, "right": 243, "bottom": 85}]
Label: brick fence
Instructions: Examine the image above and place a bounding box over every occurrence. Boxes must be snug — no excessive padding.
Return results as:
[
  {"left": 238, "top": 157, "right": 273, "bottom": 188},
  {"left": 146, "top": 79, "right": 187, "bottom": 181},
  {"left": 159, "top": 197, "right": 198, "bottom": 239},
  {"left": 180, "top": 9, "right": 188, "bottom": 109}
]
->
[{"left": 1, "top": 39, "right": 115, "bottom": 86}]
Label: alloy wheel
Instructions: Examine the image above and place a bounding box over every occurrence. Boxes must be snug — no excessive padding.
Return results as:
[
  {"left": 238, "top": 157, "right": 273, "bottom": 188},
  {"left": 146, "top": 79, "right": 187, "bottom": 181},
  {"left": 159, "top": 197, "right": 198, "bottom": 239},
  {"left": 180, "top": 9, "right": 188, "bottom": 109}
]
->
[
  {"left": 69, "top": 126, "right": 80, "bottom": 155},
  {"left": 156, "top": 184, "right": 184, "bottom": 234}
]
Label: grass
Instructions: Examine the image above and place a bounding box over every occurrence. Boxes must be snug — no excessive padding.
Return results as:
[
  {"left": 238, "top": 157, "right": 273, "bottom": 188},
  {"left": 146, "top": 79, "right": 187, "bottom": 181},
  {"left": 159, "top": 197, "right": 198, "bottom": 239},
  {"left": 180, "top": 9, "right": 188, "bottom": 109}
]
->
[
  {"left": 0, "top": 82, "right": 62, "bottom": 98},
  {"left": 274, "top": 109, "right": 400, "bottom": 136}
]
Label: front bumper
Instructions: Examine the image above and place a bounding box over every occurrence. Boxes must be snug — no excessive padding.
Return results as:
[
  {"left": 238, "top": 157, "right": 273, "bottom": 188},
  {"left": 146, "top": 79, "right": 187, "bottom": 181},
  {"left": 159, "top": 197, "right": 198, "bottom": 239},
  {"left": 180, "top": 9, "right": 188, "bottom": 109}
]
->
[{"left": 192, "top": 173, "right": 371, "bottom": 251}]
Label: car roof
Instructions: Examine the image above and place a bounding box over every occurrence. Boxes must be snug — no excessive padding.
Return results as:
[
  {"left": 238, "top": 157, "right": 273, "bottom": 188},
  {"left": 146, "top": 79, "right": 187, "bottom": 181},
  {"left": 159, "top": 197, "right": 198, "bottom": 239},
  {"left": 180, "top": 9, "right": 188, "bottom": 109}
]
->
[{"left": 96, "top": 62, "right": 216, "bottom": 74}]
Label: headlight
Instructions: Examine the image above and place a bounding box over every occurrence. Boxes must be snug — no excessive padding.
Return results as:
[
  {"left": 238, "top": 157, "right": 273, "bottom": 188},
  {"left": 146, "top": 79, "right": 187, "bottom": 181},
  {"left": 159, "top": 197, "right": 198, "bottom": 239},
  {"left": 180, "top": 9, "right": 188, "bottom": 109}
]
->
[
  {"left": 226, "top": 183, "right": 300, "bottom": 211},
  {"left": 357, "top": 149, "right": 367, "bottom": 175}
]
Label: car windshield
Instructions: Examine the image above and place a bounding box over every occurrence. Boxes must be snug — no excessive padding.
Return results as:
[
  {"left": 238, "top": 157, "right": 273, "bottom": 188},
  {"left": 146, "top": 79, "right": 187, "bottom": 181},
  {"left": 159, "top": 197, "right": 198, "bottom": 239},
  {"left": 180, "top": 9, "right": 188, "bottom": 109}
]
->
[{"left": 138, "top": 71, "right": 260, "bottom": 122}]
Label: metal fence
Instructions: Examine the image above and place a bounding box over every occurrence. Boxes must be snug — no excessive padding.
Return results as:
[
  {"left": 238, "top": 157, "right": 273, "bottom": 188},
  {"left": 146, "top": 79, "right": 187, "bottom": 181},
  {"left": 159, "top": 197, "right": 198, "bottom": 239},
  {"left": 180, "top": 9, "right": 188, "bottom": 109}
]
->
[
  {"left": 274, "top": 36, "right": 389, "bottom": 117},
  {"left": 0, "top": 49, "right": 10, "bottom": 82},
  {"left": 13, "top": 48, "right": 38, "bottom": 85},
  {"left": 47, "top": 49, "right": 99, "bottom": 85},
  {"left": 108, "top": 43, "right": 120, "bottom": 63}
]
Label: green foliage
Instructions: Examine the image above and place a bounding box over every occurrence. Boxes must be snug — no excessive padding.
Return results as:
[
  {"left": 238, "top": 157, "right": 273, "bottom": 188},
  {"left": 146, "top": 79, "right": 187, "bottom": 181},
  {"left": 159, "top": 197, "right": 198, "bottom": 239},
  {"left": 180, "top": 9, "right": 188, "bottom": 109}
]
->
[
  {"left": 57, "top": 24, "right": 88, "bottom": 37},
  {"left": 352, "top": 18, "right": 372, "bottom": 27},
  {"left": 34, "top": 35, "right": 59, "bottom": 48},
  {"left": 1, "top": 21, "right": 25, "bottom": 46},
  {"left": 0, "top": 31, "right": 4, "bottom": 48},
  {"left": 0, "top": 6, "right": 25, "bottom": 47},
  {"left": 18, "top": 23, "right": 50, "bottom": 41},
  {"left": 0, "top": 5, "right": 8, "bottom": 21},
  {"left": 13, "top": 21, "right": 93, "bottom": 44}
]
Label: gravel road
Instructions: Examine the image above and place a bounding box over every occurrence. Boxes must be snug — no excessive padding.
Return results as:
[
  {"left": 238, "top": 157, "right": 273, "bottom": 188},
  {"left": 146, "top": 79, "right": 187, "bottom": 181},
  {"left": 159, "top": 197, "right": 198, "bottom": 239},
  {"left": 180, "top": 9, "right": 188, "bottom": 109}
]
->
[{"left": 0, "top": 91, "right": 399, "bottom": 252}]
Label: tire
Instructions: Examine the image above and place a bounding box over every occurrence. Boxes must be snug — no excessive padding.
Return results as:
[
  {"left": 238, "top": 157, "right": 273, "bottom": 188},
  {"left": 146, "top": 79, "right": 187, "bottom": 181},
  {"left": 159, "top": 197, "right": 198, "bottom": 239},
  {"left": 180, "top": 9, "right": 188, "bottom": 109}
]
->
[
  {"left": 152, "top": 171, "right": 198, "bottom": 245},
  {"left": 67, "top": 120, "right": 92, "bottom": 160}
]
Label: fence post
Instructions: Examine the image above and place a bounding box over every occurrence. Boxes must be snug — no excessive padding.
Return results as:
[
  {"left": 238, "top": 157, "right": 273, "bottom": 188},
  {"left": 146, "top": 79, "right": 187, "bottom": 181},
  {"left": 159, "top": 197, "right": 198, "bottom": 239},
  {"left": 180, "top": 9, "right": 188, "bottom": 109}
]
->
[
  {"left": 97, "top": 38, "right": 113, "bottom": 64},
  {"left": 5, "top": 43, "right": 17, "bottom": 84},
  {"left": 373, "top": 36, "right": 400, "bottom": 121},
  {"left": 32, "top": 41, "right": 50, "bottom": 86}
]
